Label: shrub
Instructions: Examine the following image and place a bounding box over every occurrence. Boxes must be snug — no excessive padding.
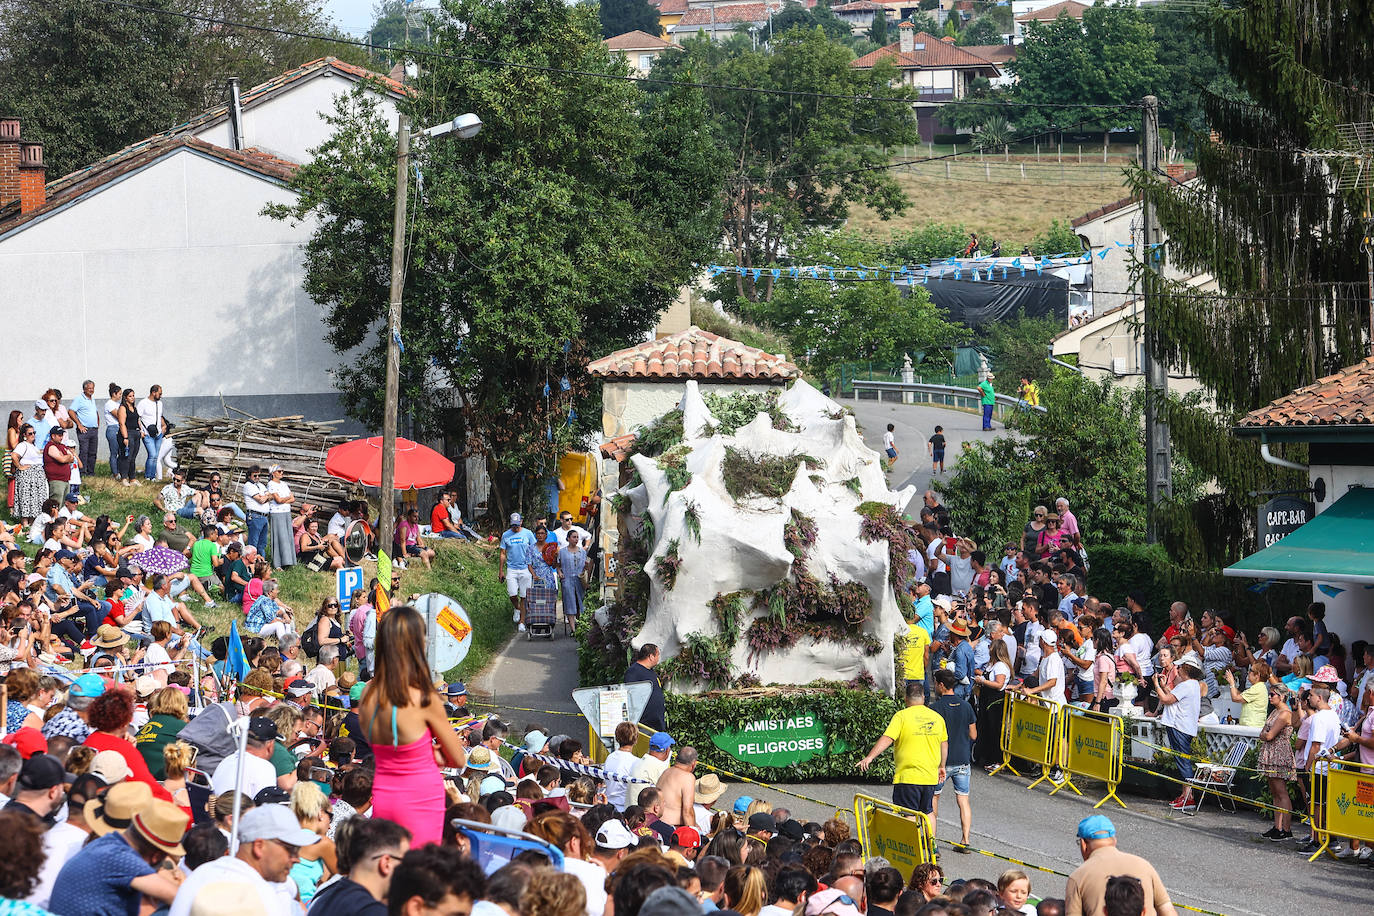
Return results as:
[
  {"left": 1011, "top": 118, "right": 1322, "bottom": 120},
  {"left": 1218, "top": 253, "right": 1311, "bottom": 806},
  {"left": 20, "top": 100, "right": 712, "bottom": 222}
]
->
[
  {"left": 857, "top": 501, "right": 918, "bottom": 590},
  {"left": 784, "top": 509, "right": 818, "bottom": 559},
  {"left": 705, "top": 388, "right": 797, "bottom": 436},
  {"left": 721, "top": 448, "right": 820, "bottom": 500},
  {"left": 658, "top": 446, "right": 692, "bottom": 497},
  {"left": 654, "top": 539, "right": 683, "bottom": 591},
  {"left": 634, "top": 408, "right": 684, "bottom": 458}
]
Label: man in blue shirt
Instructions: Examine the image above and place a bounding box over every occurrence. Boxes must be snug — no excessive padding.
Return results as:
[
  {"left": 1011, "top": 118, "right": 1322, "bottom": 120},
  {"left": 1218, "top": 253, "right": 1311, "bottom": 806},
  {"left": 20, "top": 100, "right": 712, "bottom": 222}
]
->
[
  {"left": 911, "top": 581, "right": 935, "bottom": 639},
  {"left": 70, "top": 379, "right": 100, "bottom": 495},
  {"left": 499, "top": 513, "right": 538, "bottom": 633},
  {"left": 48, "top": 549, "right": 108, "bottom": 635},
  {"left": 944, "top": 618, "right": 977, "bottom": 701}
]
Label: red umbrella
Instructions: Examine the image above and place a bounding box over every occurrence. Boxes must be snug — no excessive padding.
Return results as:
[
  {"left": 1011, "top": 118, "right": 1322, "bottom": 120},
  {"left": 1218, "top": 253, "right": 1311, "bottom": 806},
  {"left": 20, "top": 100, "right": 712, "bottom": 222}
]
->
[{"left": 325, "top": 436, "right": 455, "bottom": 489}]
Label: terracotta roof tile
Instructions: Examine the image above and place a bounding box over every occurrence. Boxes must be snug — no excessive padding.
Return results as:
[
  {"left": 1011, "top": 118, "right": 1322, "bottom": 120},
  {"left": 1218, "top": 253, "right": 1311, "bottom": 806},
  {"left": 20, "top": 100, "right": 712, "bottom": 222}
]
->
[
  {"left": 1015, "top": 0, "right": 1089, "bottom": 23},
  {"left": 851, "top": 33, "right": 1002, "bottom": 70},
  {"left": 1239, "top": 357, "right": 1374, "bottom": 429},
  {"left": 675, "top": 4, "right": 775, "bottom": 27},
  {"left": 588, "top": 326, "right": 800, "bottom": 381},
  {"left": 962, "top": 43, "right": 1016, "bottom": 65},
  {"left": 651, "top": 0, "right": 688, "bottom": 12},
  {"left": 603, "top": 30, "right": 679, "bottom": 50},
  {"left": 600, "top": 433, "right": 638, "bottom": 461}
]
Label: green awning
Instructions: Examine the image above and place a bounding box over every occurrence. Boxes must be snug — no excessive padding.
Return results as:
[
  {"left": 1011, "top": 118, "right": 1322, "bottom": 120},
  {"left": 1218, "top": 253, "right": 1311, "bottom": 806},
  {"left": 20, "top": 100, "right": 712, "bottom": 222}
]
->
[{"left": 1225, "top": 487, "right": 1374, "bottom": 584}]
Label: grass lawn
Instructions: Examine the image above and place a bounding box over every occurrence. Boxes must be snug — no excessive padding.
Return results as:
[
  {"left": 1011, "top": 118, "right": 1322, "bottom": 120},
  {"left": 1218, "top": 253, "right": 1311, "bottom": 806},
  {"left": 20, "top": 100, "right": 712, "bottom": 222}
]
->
[
  {"left": 62, "top": 469, "right": 514, "bottom": 682},
  {"left": 846, "top": 154, "right": 1134, "bottom": 250}
]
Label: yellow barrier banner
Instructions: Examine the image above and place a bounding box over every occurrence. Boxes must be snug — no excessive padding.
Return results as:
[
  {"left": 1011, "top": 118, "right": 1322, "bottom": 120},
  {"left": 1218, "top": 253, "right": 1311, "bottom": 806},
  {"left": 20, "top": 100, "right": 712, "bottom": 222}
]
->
[
  {"left": 853, "top": 793, "right": 935, "bottom": 881},
  {"left": 1005, "top": 695, "right": 1055, "bottom": 763},
  {"left": 1059, "top": 707, "right": 1125, "bottom": 808},
  {"left": 1312, "top": 760, "right": 1374, "bottom": 859}
]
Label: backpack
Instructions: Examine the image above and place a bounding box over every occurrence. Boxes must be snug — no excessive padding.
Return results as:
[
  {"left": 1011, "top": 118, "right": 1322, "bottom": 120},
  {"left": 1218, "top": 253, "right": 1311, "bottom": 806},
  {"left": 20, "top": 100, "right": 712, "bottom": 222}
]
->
[{"left": 301, "top": 618, "right": 321, "bottom": 658}]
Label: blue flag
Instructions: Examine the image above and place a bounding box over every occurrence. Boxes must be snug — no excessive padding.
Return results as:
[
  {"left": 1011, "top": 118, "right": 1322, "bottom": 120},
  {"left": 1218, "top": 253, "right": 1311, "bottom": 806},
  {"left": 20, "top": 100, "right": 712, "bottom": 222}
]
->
[{"left": 226, "top": 620, "right": 251, "bottom": 682}]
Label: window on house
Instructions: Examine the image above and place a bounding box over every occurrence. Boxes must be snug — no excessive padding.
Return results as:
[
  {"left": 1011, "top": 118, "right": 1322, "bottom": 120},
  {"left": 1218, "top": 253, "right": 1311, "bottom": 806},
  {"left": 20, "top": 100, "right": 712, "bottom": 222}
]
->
[{"left": 639, "top": 54, "right": 654, "bottom": 70}]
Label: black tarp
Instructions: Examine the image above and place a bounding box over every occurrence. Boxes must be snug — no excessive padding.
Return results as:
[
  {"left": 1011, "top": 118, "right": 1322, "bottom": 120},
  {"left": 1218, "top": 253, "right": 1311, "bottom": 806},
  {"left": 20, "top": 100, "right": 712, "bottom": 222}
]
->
[{"left": 902, "top": 273, "right": 1070, "bottom": 329}]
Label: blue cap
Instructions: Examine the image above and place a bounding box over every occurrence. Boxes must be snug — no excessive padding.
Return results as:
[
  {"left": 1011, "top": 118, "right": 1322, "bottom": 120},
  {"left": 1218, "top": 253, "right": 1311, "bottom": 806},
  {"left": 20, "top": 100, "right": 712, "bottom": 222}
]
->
[
  {"left": 69, "top": 673, "right": 106, "bottom": 698},
  {"left": 733, "top": 795, "right": 754, "bottom": 814},
  {"left": 649, "top": 732, "right": 675, "bottom": 751},
  {"left": 446, "top": 681, "right": 467, "bottom": 698},
  {"left": 1076, "top": 815, "right": 1116, "bottom": 841}
]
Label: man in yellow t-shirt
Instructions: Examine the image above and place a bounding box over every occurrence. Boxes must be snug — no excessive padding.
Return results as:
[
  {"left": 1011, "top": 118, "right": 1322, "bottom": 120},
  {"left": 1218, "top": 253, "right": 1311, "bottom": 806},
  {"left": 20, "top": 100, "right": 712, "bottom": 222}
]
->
[
  {"left": 905, "top": 619, "right": 931, "bottom": 690},
  {"left": 857, "top": 682, "right": 948, "bottom": 817}
]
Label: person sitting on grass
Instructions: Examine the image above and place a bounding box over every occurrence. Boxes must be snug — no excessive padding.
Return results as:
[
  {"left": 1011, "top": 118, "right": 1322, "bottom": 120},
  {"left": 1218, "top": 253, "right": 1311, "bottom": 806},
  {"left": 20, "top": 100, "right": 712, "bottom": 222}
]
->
[
  {"left": 144, "top": 573, "right": 203, "bottom": 635},
  {"left": 248, "top": 579, "right": 295, "bottom": 640}
]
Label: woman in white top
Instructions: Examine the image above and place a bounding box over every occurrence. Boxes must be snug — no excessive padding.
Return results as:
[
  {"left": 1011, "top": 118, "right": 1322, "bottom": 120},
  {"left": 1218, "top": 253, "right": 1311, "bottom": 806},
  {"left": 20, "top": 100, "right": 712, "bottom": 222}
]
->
[
  {"left": 11, "top": 423, "right": 46, "bottom": 522},
  {"left": 103, "top": 382, "right": 122, "bottom": 480},
  {"left": 266, "top": 464, "right": 297, "bottom": 568},
  {"left": 130, "top": 514, "right": 156, "bottom": 552},
  {"left": 27, "top": 498, "right": 57, "bottom": 544},
  {"left": 1156, "top": 653, "right": 1203, "bottom": 810}
]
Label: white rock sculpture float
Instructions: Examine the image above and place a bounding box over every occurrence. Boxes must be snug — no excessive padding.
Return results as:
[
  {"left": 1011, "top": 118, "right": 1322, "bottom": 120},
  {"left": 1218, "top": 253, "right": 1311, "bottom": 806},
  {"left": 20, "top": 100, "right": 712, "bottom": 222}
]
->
[{"left": 618, "top": 379, "right": 916, "bottom": 694}]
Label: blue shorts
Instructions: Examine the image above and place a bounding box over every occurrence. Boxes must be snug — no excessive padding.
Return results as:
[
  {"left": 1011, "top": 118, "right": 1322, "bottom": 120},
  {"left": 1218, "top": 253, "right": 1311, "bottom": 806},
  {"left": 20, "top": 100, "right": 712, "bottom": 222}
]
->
[
  {"left": 936, "top": 763, "right": 971, "bottom": 796},
  {"left": 886, "top": 447, "right": 898, "bottom": 459},
  {"left": 932, "top": 448, "right": 945, "bottom": 462}
]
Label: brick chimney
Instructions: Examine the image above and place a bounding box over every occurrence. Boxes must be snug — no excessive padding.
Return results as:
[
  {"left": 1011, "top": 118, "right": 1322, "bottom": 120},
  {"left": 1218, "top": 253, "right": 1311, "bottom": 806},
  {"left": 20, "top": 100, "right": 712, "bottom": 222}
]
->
[
  {"left": 0, "top": 117, "right": 21, "bottom": 208},
  {"left": 899, "top": 20, "right": 914, "bottom": 54},
  {"left": 18, "top": 141, "right": 44, "bottom": 213}
]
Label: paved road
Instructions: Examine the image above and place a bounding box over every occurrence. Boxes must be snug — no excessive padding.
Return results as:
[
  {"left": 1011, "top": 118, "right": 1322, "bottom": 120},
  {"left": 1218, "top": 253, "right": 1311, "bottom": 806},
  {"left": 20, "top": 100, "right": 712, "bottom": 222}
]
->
[
  {"left": 471, "top": 621, "right": 584, "bottom": 722},
  {"left": 849, "top": 398, "right": 1003, "bottom": 512}
]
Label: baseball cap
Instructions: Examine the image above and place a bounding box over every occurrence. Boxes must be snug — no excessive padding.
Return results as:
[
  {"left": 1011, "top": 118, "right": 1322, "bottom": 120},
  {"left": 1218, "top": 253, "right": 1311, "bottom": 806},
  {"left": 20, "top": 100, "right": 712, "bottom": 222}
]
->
[
  {"left": 349, "top": 683, "right": 366, "bottom": 703},
  {"left": 805, "top": 889, "right": 862, "bottom": 916},
  {"left": 2, "top": 727, "right": 47, "bottom": 759},
  {"left": 286, "top": 678, "right": 314, "bottom": 698},
  {"left": 90, "top": 749, "right": 134, "bottom": 783},
  {"left": 779, "top": 819, "right": 806, "bottom": 842},
  {"left": 1040, "top": 630, "right": 1058, "bottom": 646},
  {"left": 253, "top": 786, "right": 292, "bottom": 806},
  {"left": 16, "top": 753, "right": 67, "bottom": 790},
  {"left": 747, "top": 812, "right": 776, "bottom": 835},
  {"left": 673, "top": 825, "right": 702, "bottom": 849},
  {"left": 648, "top": 732, "right": 675, "bottom": 751},
  {"left": 64, "top": 493, "right": 79, "bottom": 504},
  {"left": 247, "top": 717, "right": 279, "bottom": 742},
  {"left": 237, "top": 804, "right": 320, "bottom": 846},
  {"left": 733, "top": 795, "right": 754, "bottom": 814},
  {"left": 480, "top": 775, "right": 508, "bottom": 796},
  {"left": 933, "top": 596, "right": 953, "bottom": 610},
  {"left": 54, "top": 549, "right": 78, "bottom": 563},
  {"left": 134, "top": 675, "right": 160, "bottom": 698},
  {"left": 510, "top": 513, "right": 522, "bottom": 525},
  {"left": 596, "top": 819, "right": 636, "bottom": 850},
  {"left": 640, "top": 887, "right": 706, "bottom": 916},
  {"left": 1076, "top": 814, "right": 1116, "bottom": 840}
]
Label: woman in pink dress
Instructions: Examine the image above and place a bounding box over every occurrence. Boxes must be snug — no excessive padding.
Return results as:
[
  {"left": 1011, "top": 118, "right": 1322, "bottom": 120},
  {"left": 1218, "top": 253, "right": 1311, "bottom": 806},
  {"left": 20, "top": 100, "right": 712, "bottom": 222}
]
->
[{"left": 359, "top": 605, "right": 468, "bottom": 845}]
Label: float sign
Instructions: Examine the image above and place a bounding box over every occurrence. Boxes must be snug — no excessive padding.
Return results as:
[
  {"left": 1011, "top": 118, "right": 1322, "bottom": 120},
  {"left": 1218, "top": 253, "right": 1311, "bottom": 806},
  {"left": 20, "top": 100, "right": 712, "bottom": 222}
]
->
[
  {"left": 711, "top": 712, "right": 847, "bottom": 767},
  {"left": 1258, "top": 496, "right": 1313, "bottom": 548}
]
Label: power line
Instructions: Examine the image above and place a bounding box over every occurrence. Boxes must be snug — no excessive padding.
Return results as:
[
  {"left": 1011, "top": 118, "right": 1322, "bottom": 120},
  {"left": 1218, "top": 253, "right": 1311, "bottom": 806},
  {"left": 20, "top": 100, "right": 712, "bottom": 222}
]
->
[{"left": 80, "top": 0, "right": 1147, "bottom": 112}]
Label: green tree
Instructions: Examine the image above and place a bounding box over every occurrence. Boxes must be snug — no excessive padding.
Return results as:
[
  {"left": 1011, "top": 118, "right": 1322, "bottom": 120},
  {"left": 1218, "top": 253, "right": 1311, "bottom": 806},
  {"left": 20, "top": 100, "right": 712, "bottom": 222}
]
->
[
  {"left": 935, "top": 372, "right": 1149, "bottom": 548},
  {"left": 740, "top": 232, "right": 967, "bottom": 386},
  {"left": 904, "top": 12, "right": 938, "bottom": 35},
  {"left": 367, "top": 0, "right": 410, "bottom": 55},
  {"left": 1029, "top": 219, "right": 1083, "bottom": 257},
  {"left": 982, "top": 310, "right": 1063, "bottom": 386},
  {"left": 770, "top": 1, "right": 851, "bottom": 41},
  {"left": 956, "top": 15, "right": 1004, "bottom": 46},
  {"left": 597, "top": 0, "right": 662, "bottom": 38},
  {"left": 888, "top": 223, "right": 971, "bottom": 264},
  {"left": 1138, "top": 0, "right": 1369, "bottom": 565},
  {"left": 1147, "top": 1, "right": 1241, "bottom": 138},
  {"left": 869, "top": 10, "right": 888, "bottom": 45},
  {"left": 1009, "top": 3, "right": 1163, "bottom": 136},
  {"left": 653, "top": 30, "right": 917, "bottom": 304},
  {"left": 268, "top": 0, "right": 726, "bottom": 519}
]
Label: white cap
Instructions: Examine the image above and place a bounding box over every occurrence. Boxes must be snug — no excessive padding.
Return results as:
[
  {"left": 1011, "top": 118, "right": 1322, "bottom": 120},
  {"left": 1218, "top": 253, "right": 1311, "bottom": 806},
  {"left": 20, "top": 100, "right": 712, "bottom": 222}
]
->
[
  {"left": 596, "top": 819, "right": 637, "bottom": 850},
  {"left": 237, "top": 804, "right": 320, "bottom": 846},
  {"left": 1040, "top": 630, "right": 1058, "bottom": 646}
]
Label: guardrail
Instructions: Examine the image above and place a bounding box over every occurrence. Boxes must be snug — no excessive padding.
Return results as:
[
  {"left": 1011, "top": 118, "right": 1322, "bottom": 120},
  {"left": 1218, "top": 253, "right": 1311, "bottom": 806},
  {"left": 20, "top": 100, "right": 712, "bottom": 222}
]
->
[{"left": 850, "top": 380, "right": 1047, "bottom": 421}]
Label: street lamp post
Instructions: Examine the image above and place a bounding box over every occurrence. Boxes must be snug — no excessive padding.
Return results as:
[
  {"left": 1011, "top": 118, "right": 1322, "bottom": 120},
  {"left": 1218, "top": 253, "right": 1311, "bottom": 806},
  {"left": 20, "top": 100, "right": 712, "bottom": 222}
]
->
[{"left": 379, "top": 111, "right": 482, "bottom": 560}]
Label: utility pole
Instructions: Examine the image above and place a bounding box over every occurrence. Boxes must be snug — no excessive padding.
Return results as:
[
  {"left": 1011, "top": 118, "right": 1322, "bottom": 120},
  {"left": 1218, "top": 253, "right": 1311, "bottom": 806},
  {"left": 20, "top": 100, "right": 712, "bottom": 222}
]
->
[
  {"left": 380, "top": 113, "right": 411, "bottom": 561},
  {"left": 1140, "top": 95, "right": 1171, "bottom": 542}
]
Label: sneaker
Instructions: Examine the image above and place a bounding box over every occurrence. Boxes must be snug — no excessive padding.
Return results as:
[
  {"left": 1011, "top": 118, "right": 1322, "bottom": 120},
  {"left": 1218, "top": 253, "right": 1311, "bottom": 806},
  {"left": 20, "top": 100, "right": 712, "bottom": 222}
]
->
[
  {"left": 518, "top": 623, "right": 527, "bottom": 632},
  {"left": 1049, "top": 767, "right": 1065, "bottom": 784},
  {"left": 1273, "top": 830, "right": 1294, "bottom": 842},
  {"left": 1261, "top": 827, "right": 1284, "bottom": 840},
  {"left": 1358, "top": 847, "right": 1372, "bottom": 862},
  {"left": 1170, "top": 797, "right": 1197, "bottom": 810},
  {"left": 1298, "top": 836, "right": 1320, "bottom": 852},
  {"left": 1332, "top": 844, "right": 1352, "bottom": 858},
  {"left": 512, "top": 610, "right": 520, "bottom": 623},
  {"left": 203, "top": 600, "right": 217, "bottom": 608}
]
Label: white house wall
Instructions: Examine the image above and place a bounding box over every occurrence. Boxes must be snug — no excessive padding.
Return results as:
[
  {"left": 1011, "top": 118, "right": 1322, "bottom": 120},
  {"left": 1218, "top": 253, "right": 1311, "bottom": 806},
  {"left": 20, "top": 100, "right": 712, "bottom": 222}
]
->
[
  {"left": 0, "top": 148, "right": 344, "bottom": 422},
  {"left": 195, "top": 74, "right": 401, "bottom": 164}
]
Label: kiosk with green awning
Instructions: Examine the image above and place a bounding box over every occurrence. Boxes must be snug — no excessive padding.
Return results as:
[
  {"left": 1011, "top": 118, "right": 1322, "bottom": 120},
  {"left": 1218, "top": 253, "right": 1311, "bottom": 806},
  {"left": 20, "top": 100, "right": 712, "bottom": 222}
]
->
[{"left": 1225, "top": 487, "right": 1374, "bottom": 585}]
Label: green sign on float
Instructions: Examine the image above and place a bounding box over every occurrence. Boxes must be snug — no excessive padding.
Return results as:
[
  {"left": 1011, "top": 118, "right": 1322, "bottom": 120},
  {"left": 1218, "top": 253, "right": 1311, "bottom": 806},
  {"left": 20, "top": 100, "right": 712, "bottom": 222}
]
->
[{"left": 711, "top": 712, "right": 848, "bottom": 767}]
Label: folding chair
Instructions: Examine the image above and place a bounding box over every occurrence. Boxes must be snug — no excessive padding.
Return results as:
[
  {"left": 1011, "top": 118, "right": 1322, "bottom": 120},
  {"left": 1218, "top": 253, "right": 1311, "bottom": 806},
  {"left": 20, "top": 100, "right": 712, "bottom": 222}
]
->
[
  {"left": 453, "top": 818, "right": 566, "bottom": 874},
  {"left": 1185, "top": 737, "right": 1256, "bottom": 816}
]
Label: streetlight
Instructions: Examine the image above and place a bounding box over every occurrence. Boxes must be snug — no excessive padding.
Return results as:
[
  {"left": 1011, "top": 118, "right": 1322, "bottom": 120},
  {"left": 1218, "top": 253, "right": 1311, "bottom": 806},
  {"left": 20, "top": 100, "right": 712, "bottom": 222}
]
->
[{"left": 380, "top": 110, "right": 482, "bottom": 562}]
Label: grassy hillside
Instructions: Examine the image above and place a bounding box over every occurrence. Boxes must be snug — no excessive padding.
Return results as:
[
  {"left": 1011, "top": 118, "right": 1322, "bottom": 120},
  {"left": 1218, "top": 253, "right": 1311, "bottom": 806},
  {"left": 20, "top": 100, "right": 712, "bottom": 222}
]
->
[{"left": 61, "top": 472, "right": 513, "bottom": 681}]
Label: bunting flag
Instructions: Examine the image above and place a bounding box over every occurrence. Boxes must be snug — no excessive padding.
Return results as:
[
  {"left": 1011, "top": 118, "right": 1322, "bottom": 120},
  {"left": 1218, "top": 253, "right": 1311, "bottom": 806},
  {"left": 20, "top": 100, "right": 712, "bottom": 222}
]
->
[
  {"left": 1317, "top": 583, "right": 1347, "bottom": 597},
  {"left": 226, "top": 620, "right": 252, "bottom": 681}
]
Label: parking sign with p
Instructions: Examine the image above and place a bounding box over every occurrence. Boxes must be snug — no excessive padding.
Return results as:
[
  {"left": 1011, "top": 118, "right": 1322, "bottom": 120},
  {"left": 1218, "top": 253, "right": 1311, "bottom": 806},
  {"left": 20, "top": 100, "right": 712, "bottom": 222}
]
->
[{"left": 337, "top": 566, "right": 365, "bottom": 613}]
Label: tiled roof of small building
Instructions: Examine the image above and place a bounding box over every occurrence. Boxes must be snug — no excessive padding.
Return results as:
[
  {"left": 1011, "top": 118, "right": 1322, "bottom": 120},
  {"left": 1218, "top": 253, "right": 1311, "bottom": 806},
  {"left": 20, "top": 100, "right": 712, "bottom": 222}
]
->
[
  {"left": 1239, "top": 357, "right": 1374, "bottom": 429},
  {"left": 587, "top": 326, "right": 800, "bottom": 381}
]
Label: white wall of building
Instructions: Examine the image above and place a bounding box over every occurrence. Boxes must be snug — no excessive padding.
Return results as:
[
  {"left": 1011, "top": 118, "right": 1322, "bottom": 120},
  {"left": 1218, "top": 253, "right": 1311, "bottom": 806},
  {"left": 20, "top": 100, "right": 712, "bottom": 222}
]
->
[
  {"left": 0, "top": 149, "right": 339, "bottom": 415},
  {"left": 195, "top": 73, "right": 401, "bottom": 164},
  {"left": 1303, "top": 462, "right": 1374, "bottom": 645}
]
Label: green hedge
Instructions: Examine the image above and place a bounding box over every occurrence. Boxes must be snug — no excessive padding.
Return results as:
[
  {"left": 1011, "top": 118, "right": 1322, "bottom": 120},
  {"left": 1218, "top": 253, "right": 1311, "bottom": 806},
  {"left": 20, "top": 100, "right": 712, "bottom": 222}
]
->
[
  {"left": 665, "top": 687, "right": 899, "bottom": 782},
  {"left": 1088, "top": 543, "right": 1309, "bottom": 634}
]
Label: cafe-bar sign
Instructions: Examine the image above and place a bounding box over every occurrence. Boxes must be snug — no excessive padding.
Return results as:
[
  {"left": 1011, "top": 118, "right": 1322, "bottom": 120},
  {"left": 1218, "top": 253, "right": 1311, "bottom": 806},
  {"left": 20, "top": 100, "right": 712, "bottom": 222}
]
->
[
  {"left": 1258, "top": 496, "right": 1314, "bottom": 548},
  {"left": 711, "top": 712, "right": 847, "bottom": 767}
]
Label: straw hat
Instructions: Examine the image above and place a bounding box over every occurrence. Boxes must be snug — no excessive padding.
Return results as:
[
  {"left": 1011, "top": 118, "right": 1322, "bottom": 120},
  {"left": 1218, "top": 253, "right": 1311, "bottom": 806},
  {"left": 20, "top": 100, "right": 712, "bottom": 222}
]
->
[
  {"left": 466, "top": 746, "right": 495, "bottom": 773},
  {"left": 86, "top": 781, "right": 154, "bottom": 836},
  {"left": 132, "top": 799, "right": 189, "bottom": 856},
  {"left": 695, "top": 773, "right": 726, "bottom": 805},
  {"left": 92, "top": 625, "right": 127, "bottom": 650}
]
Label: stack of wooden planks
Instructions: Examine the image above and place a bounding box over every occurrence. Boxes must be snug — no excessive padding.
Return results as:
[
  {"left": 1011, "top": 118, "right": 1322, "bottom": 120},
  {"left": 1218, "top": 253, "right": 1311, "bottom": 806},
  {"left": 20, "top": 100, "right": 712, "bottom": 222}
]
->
[{"left": 172, "top": 413, "right": 360, "bottom": 514}]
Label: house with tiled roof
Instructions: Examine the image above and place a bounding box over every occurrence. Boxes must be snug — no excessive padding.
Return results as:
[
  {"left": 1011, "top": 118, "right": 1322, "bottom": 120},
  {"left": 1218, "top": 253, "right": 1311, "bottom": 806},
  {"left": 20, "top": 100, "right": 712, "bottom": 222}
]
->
[
  {"left": 604, "top": 30, "right": 681, "bottom": 76},
  {"left": 669, "top": 0, "right": 823, "bottom": 41},
  {"left": 1012, "top": 0, "right": 1088, "bottom": 41},
  {"left": 648, "top": 0, "right": 689, "bottom": 32},
  {"left": 1225, "top": 355, "right": 1374, "bottom": 639},
  {"left": 589, "top": 326, "right": 799, "bottom": 440},
  {"left": 0, "top": 58, "right": 405, "bottom": 422}
]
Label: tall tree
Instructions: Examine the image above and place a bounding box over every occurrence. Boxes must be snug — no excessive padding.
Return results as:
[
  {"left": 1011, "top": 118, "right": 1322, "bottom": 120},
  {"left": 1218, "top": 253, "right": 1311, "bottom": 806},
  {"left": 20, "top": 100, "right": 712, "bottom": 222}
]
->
[
  {"left": 1139, "top": 0, "right": 1372, "bottom": 565},
  {"left": 869, "top": 11, "right": 888, "bottom": 46},
  {"left": 268, "top": 0, "right": 725, "bottom": 519},
  {"left": 956, "top": 15, "right": 1004, "bottom": 46},
  {"left": 652, "top": 29, "right": 917, "bottom": 303},
  {"left": 1146, "top": 1, "right": 1241, "bottom": 138},
  {"left": 598, "top": 0, "right": 662, "bottom": 38}
]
